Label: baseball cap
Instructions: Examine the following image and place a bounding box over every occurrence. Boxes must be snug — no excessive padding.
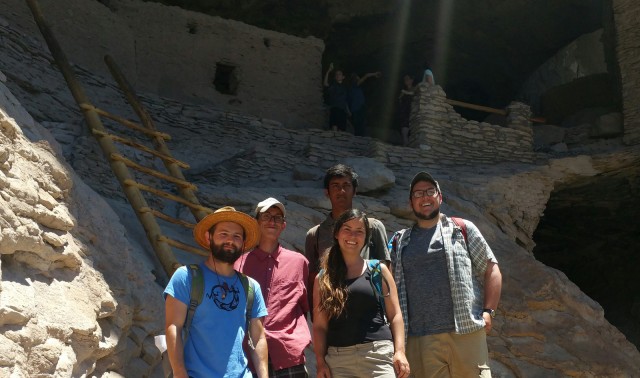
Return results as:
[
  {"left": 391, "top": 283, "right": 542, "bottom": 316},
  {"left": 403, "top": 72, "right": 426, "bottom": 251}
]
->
[
  {"left": 255, "top": 197, "right": 286, "bottom": 218},
  {"left": 410, "top": 171, "right": 441, "bottom": 194}
]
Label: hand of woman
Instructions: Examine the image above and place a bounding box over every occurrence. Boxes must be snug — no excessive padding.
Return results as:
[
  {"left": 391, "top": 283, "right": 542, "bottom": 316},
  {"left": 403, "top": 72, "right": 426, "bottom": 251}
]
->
[{"left": 393, "top": 351, "right": 410, "bottom": 378}]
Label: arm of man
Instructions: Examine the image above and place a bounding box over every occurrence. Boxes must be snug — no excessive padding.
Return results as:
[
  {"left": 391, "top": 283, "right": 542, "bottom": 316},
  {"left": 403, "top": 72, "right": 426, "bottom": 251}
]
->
[
  {"left": 305, "top": 227, "right": 319, "bottom": 314},
  {"left": 300, "top": 257, "right": 311, "bottom": 315},
  {"left": 248, "top": 317, "right": 268, "bottom": 378},
  {"left": 324, "top": 63, "right": 334, "bottom": 87},
  {"left": 370, "top": 218, "right": 391, "bottom": 266},
  {"left": 482, "top": 261, "right": 502, "bottom": 333},
  {"left": 165, "top": 295, "right": 189, "bottom": 378},
  {"left": 381, "top": 265, "right": 410, "bottom": 378},
  {"left": 312, "top": 275, "right": 332, "bottom": 378},
  {"left": 357, "top": 71, "right": 381, "bottom": 86},
  {"left": 462, "top": 220, "right": 502, "bottom": 332}
]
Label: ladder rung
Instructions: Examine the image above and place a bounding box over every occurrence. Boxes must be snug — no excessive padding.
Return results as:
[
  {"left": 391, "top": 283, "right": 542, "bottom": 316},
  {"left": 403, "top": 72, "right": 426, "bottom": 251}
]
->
[
  {"left": 125, "top": 179, "right": 211, "bottom": 213},
  {"left": 158, "top": 235, "right": 208, "bottom": 257},
  {"left": 93, "top": 129, "right": 190, "bottom": 169},
  {"left": 140, "top": 207, "right": 197, "bottom": 229},
  {"left": 79, "top": 103, "right": 171, "bottom": 140},
  {"left": 112, "top": 154, "right": 197, "bottom": 190}
]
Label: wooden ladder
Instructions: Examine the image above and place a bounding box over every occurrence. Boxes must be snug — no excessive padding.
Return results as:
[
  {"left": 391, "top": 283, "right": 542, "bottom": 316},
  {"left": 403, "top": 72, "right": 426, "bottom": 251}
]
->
[{"left": 26, "top": 0, "right": 210, "bottom": 278}]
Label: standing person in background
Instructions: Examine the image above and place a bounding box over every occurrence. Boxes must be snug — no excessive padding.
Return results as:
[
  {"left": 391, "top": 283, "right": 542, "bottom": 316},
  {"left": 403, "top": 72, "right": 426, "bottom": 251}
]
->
[
  {"left": 235, "top": 197, "right": 311, "bottom": 377},
  {"left": 324, "top": 63, "right": 349, "bottom": 132},
  {"left": 348, "top": 71, "right": 382, "bottom": 136},
  {"left": 389, "top": 172, "right": 502, "bottom": 377},
  {"left": 421, "top": 62, "right": 435, "bottom": 85},
  {"left": 164, "top": 206, "right": 268, "bottom": 378},
  {"left": 397, "top": 74, "right": 415, "bottom": 146},
  {"left": 305, "top": 164, "right": 390, "bottom": 310},
  {"left": 313, "top": 209, "right": 410, "bottom": 378}
]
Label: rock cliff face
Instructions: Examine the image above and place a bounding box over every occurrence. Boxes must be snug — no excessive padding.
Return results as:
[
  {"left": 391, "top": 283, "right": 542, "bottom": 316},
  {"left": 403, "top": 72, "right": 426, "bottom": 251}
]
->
[
  {"left": 0, "top": 84, "right": 164, "bottom": 376},
  {"left": 1, "top": 0, "right": 640, "bottom": 377}
]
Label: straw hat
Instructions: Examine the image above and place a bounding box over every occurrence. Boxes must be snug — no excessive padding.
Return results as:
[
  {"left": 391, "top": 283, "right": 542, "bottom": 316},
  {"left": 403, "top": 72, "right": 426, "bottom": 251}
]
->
[{"left": 193, "top": 206, "right": 260, "bottom": 252}]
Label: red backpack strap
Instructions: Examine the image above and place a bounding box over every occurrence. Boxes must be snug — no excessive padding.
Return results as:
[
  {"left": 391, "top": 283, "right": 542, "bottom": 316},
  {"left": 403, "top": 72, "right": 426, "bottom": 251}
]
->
[{"left": 450, "top": 217, "right": 468, "bottom": 247}]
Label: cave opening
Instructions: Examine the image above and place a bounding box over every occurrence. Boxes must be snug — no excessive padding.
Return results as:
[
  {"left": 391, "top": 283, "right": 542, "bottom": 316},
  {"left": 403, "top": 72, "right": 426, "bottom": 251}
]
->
[{"left": 532, "top": 167, "right": 640, "bottom": 350}]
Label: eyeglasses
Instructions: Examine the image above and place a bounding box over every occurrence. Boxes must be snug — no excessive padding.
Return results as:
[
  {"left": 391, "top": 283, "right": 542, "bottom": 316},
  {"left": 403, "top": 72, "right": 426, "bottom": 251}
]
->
[
  {"left": 411, "top": 188, "right": 439, "bottom": 198},
  {"left": 259, "top": 213, "right": 285, "bottom": 224}
]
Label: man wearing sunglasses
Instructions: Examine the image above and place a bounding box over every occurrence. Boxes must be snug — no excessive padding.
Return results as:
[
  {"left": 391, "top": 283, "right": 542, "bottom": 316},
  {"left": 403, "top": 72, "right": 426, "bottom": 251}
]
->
[
  {"left": 235, "top": 197, "right": 311, "bottom": 377},
  {"left": 388, "top": 172, "right": 502, "bottom": 378}
]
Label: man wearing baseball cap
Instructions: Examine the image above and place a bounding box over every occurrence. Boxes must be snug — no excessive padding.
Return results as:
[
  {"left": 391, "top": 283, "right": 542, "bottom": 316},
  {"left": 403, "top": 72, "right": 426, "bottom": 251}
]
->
[
  {"left": 388, "top": 172, "right": 502, "bottom": 377},
  {"left": 164, "top": 206, "right": 269, "bottom": 378},
  {"left": 235, "top": 197, "right": 311, "bottom": 377}
]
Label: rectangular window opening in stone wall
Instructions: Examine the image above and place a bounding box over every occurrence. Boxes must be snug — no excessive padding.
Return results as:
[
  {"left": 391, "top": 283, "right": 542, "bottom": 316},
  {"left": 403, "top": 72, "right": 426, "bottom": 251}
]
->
[{"left": 213, "top": 63, "right": 239, "bottom": 95}]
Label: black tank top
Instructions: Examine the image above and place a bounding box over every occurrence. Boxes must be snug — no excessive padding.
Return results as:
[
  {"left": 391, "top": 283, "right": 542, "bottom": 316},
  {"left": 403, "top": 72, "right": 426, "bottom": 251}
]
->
[{"left": 326, "top": 270, "right": 392, "bottom": 347}]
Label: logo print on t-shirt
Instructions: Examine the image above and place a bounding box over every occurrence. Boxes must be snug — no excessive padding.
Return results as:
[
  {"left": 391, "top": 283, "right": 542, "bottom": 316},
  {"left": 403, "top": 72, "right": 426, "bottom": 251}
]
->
[{"left": 207, "top": 283, "right": 240, "bottom": 311}]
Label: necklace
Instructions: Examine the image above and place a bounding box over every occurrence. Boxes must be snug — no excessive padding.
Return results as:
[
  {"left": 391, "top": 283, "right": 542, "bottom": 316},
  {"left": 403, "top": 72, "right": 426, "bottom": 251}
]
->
[{"left": 213, "top": 260, "right": 239, "bottom": 299}]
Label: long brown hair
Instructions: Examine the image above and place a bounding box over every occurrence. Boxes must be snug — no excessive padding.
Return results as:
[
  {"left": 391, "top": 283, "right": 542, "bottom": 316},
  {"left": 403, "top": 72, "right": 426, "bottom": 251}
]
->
[{"left": 317, "top": 209, "right": 371, "bottom": 319}]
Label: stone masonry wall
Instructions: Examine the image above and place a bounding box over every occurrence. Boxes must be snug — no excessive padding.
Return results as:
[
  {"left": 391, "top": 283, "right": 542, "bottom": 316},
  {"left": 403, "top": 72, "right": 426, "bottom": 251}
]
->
[
  {"left": 3, "top": 0, "right": 325, "bottom": 130},
  {"left": 408, "top": 84, "right": 535, "bottom": 164},
  {"left": 613, "top": 0, "right": 640, "bottom": 145}
]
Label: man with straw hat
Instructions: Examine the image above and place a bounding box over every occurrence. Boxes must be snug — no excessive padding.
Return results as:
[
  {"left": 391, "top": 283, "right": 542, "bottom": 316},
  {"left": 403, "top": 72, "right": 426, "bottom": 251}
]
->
[{"left": 164, "top": 206, "right": 269, "bottom": 378}]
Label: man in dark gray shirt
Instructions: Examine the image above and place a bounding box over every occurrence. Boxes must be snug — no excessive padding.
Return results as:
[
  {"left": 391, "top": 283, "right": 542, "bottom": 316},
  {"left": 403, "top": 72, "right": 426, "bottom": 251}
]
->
[
  {"left": 389, "top": 172, "right": 502, "bottom": 377},
  {"left": 304, "top": 164, "right": 390, "bottom": 309}
]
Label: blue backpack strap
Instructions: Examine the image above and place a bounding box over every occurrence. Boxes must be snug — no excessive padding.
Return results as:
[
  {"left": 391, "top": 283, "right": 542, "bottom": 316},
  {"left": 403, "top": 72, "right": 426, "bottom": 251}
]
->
[
  {"left": 184, "top": 264, "right": 204, "bottom": 342},
  {"left": 238, "top": 272, "right": 255, "bottom": 348},
  {"left": 387, "top": 232, "right": 400, "bottom": 254},
  {"left": 367, "top": 259, "right": 390, "bottom": 324}
]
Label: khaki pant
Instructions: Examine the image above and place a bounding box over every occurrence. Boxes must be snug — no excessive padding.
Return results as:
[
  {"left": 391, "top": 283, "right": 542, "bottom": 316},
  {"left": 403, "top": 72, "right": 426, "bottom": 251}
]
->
[
  {"left": 406, "top": 329, "right": 491, "bottom": 378},
  {"left": 326, "top": 340, "right": 395, "bottom": 377}
]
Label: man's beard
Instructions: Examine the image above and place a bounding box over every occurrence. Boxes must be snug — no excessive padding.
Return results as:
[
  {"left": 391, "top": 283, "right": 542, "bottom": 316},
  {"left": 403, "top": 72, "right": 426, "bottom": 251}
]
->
[
  {"left": 210, "top": 241, "right": 243, "bottom": 264},
  {"left": 414, "top": 207, "right": 440, "bottom": 221}
]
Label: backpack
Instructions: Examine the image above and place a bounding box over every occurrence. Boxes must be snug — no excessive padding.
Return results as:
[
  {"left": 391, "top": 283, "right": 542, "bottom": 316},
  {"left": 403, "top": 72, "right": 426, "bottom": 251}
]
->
[
  {"left": 366, "top": 259, "right": 390, "bottom": 324},
  {"left": 183, "top": 264, "right": 255, "bottom": 343},
  {"left": 450, "top": 217, "right": 468, "bottom": 248},
  {"left": 318, "top": 259, "right": 390, "bottom": 323},
  {"left": 161, "top": 265, "right": 255, "bottom": 378}
]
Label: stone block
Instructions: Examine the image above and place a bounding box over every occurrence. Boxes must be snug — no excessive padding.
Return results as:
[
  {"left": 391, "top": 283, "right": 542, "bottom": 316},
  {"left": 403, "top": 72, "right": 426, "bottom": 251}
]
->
[{"left": 590, "top": 112, "right": 623, "bottom": 138}]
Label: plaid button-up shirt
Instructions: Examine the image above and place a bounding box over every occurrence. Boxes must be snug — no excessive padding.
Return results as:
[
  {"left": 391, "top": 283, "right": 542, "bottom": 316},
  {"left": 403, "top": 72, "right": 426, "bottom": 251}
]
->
[{"left": 390, "top": 214, "right": 498, "bottom": 339}]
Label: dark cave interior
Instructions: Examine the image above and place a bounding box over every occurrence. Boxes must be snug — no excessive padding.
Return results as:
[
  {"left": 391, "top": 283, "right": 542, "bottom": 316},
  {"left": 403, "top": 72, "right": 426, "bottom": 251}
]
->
[
  {"left": 151, "top": 0, "right": 609, "bottom": 138},
  {"left": 533, "top": 166, "right": 640, "bottom": 350}
]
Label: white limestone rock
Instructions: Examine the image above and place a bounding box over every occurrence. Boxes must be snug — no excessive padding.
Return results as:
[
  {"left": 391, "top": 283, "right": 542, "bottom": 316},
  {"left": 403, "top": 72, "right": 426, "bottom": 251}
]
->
[{"left": 343, "top": 156, "right": 395, "bottom": 193}]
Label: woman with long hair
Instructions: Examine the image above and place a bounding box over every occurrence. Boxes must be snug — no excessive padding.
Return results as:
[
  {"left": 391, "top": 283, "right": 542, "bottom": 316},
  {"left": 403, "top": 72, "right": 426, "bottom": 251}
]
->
[{"left": 313, "top": 209, "right": 410, "bottom": 378}]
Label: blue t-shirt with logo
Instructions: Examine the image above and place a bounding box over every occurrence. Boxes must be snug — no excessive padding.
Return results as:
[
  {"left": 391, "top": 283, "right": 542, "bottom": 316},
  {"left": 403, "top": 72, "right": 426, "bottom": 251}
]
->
[{"left": 164, "top": 262, "right": 267, "bottom": 377}]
